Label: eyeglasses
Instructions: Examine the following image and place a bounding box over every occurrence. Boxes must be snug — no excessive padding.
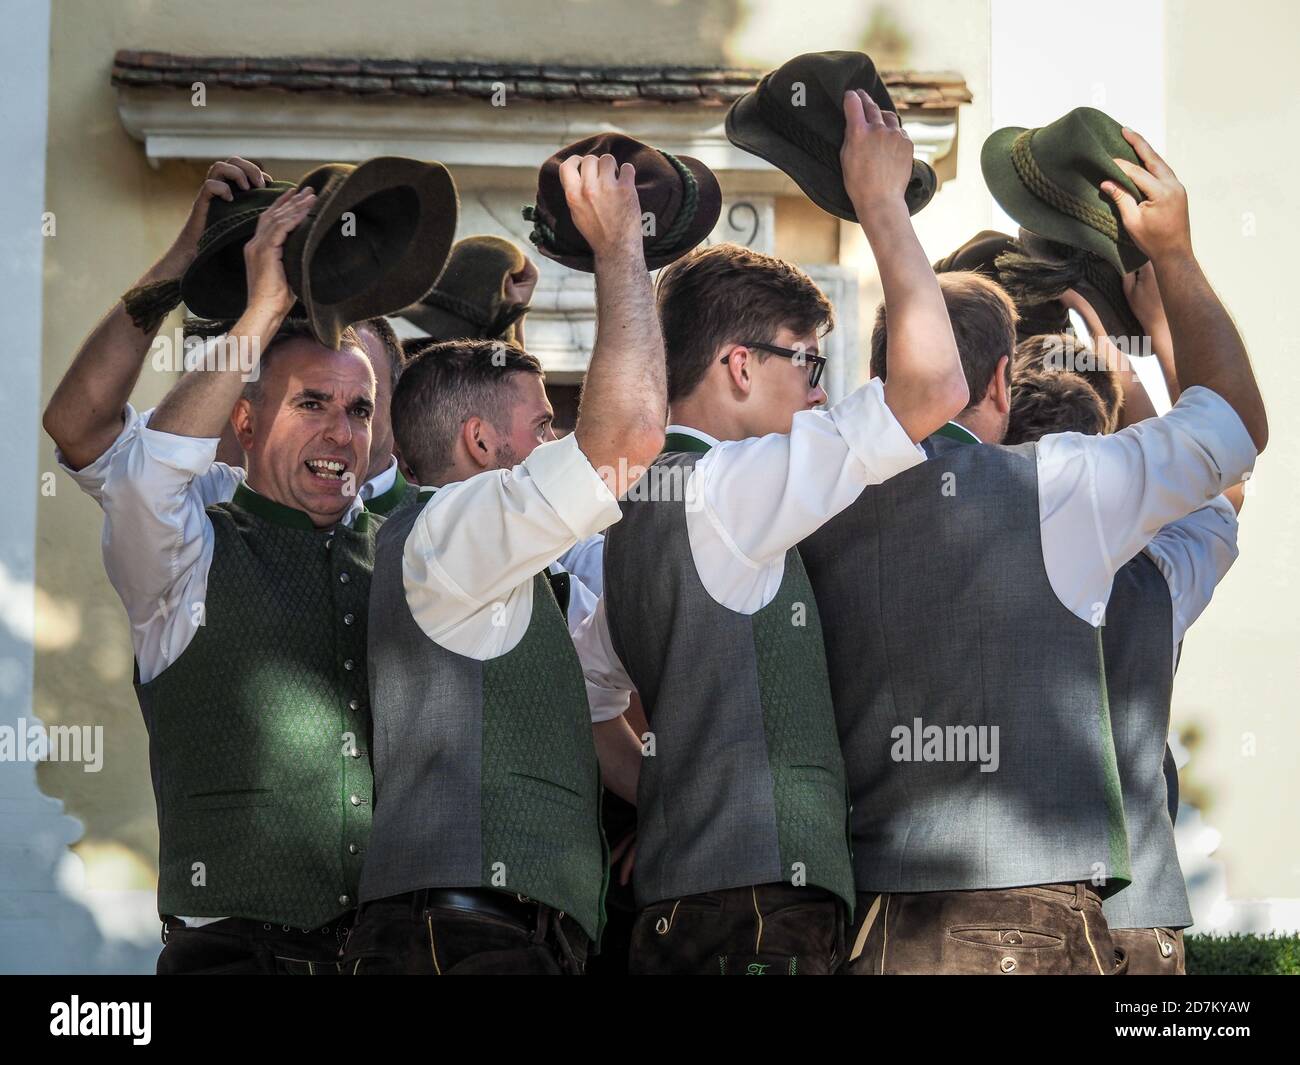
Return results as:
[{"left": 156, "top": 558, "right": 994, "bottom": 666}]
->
[{"left": 722, "top": 341, "right": 828, "bottom": 390}]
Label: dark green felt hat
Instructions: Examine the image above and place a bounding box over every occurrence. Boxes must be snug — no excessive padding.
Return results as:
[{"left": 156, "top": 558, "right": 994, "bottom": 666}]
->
[
  {"left": 981, "top": 107, "right": 1148, "bottom": 275},
  {"left": 725, "top": 50, "right": 937, "bottom": 220}
]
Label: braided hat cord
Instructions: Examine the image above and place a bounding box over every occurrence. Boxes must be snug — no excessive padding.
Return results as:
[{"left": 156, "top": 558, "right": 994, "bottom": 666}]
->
[{"left": 1010, "top": 131, "right": 1119, "bottom": 243}]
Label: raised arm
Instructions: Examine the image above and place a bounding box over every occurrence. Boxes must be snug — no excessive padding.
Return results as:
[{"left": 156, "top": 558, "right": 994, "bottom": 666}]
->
[
  {"left": 1103, "top": 129, "right": 1267, "bottom": 451},
  {"left": 149, "top": 186, "right": 316, "bottom": 438},
  {"left": 842, "top": 91, "right": 967, "bottom": 441},
  {"left": 43, "top": 159, "right": 273, "bottom": 469},
  {"left": 560, "top": 154, "right": 667, "bottom": 494}
]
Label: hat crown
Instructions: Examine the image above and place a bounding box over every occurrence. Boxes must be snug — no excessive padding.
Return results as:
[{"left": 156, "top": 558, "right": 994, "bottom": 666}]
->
[
  {"left": 1027, "top": 107, "right": 1138, "bottom": 188},
  {"left": 755, "top": 50, "right": 896, "bottom": 150},
  {"left": 195, "top": 180, "right": 296, "bottom": 252},
  {"left": 536, "top": 133, "right": 687, "bottom": 256}
]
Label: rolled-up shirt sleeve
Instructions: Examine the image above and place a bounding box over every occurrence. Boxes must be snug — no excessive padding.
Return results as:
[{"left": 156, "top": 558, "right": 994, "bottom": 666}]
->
[
  {"left": 1143, "top": 495, "right": 1240, "bottom": 652},
  {"left": 1038, "top": 385, "right": 1257, "bottom": 625},
  {"left": 100, "top": 425, "right": 221, "bottom": 683},
  {"left": 571, "top": 597, "right": 634, "bottom": 723},
  {"left": 683, "top": 376, "right": 925, "bottom": 613},
  {"left": 55, "top": 403, "right": 145, "bottom": 504},
  {"left": 403, "top": 433, "right": 623, "bottom": 658}
]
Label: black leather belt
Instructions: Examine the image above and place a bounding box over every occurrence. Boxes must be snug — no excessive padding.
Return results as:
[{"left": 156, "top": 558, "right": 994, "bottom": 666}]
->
[
  {"left": 161, "top": 914, "right": 354, "bottom": 944},
  {"left": 412, "top": 888, "right": 542, "bottom": 927}
]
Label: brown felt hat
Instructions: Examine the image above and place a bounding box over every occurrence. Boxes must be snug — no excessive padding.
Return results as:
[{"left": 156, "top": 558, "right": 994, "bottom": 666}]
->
[
  {"left": 522, "top": 133, "right": 721, "bottom": 272},
  {"left": 398, "top": 235, "right": 530, "bottom": 343},
  {"left": 725, "top": 50, "right": 937, "bottom": 220},
  {"left": 933, "top": 230, "right": 1070, "bottom": 341},
  {"left": 182, "top": 157, "right": 458, "bottom": 348},
  {"left": 1017, "top": 228, "right": 1145, "bottom": 344}
]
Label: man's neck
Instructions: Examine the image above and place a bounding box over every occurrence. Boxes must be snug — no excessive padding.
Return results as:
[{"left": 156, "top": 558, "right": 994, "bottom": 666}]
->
[
  {"left": 666, "top": 398, "right": 752, "bottom": 443},
  {"left": 953, "top": 407, "right": 1003, "bottom": 445}
]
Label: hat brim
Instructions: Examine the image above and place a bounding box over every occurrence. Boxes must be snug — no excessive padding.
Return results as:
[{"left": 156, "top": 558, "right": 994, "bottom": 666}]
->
[
  {"left": 537, "top": 154, "right": 723, "bottom": 273},
  {"left": 982, "top": 126, "right": 1146, "bottom": 276},
  {"left": 289, "top": 158, "right": 458, "bottom": 348},
  {"left": 725, "top": 88, "right": 937, "bottom": 221}
]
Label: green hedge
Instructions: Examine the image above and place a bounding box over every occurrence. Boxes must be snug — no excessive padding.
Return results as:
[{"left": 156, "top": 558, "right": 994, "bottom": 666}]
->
[{"left": 1185, "top": 933, "right": 1300, "bottom": 975}]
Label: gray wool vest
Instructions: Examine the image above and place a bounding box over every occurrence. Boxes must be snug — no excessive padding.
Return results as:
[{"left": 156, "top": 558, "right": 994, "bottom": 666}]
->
[
  {"left": 603, "top": 447, "right": 856, "bottom": 911},
  {"left": 800, "top": 433, "right": 1131, "bottom": 895},
  {"left": 1101, "top": 553, "right": 1193, "bottom": 929},
  {"left": 360, "top": 497, "right": 607, "bottom": 940},
  {"left": 134, "top": 485, "right": 377, "bottom": 928}
]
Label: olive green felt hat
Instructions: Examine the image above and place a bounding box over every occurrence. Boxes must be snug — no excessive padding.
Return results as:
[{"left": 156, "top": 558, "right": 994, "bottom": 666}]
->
[
  {"left": 725, "top": 51, "right": 937, "bottom": 220},
  {"left": 398, "top": 235, "right": 530, "bottom": 343},
  {"left": 981, "top": 107, "right": 1147, "bottom": 275}
]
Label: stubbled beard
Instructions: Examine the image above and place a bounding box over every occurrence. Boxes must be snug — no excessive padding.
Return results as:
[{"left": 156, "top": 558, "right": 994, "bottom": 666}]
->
[{"left": 493, "top": 442, "right": 521, "bottom": 470}]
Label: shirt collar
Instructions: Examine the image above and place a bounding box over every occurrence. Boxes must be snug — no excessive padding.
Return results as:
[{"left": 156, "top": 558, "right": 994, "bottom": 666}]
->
[
  {"left": 360, "top": 456, "right": 399, "bottom": 500},
  {"left": 234, "top": 482, "right": 366, "bottom": 530},
  {"left": 933, "top": 420, "right": 983, "bottom": 445},
  {"left": 664, "top": 423, "right": 720, "bottom": 455}
]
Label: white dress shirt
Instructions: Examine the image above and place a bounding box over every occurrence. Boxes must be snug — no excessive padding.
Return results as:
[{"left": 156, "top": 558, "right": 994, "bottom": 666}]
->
[
  {"left": 1034, "top": 386, "right": 1255, "bottom": 626},
  {"left": 1141, "top": 495, "right": 1239, "bottom": 661},
  {"left": 57, "top": 403, "right": 400, "bottom": 506},
  {"left": 577, "top": 384, "right": 1257, "bottom": 719},
  {"left": 573, "top": 375, "right": 927, "bottom": 719}
]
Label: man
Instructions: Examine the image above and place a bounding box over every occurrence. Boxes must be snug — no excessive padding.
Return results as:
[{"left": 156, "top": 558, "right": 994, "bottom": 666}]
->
[
  {"left": 575, "top": 90, "right": 968, "bottom": 976},
  {"left": 91, "top": 184, "right": 390, "bottom": 973},
  {"left": 43, "top": 159, "right": 413, "bottom": 514},
  {"left": 340, "top": 149, "right": 665, "bottom": 975},
  {"left": 352, "top": 315, "right": 419, "bottom": 514},
  {"left": 1005, "top": 325, "right": 1242, "bottom": 977},
  {"left": 803, "top": 128, "right": 1266, "bottom": 975},
  {"left": 1004, "top": 340, "right": 1112, "bottom": 443}
]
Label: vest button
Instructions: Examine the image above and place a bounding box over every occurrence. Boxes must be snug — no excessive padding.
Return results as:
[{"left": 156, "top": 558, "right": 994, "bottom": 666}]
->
[
  {"left": 348, "top": 698, "right": 361, "bottom": 711},
  {"left": 344, "top": 613, "right": 355, "bottom": 625},
  {"left": 348, "top": 843, "right": 360, "bottom": 855},
  {"left": 350, "top": 793, "right": 363, "bottom": 806},
  {"left": 344, "top": 659, "right": 355, "bottom": 671},
  {"left": 339, "top": 572, "right": 351, "bottom": 584},
  {"left": 325, "top": 537, "right": 333, "bottom": 550},
  {"left": 339, "top": 895, "right": 351, "bottom": 907},
  {"left": 350, "top": 746, "right": 363, "bottom": 759}
]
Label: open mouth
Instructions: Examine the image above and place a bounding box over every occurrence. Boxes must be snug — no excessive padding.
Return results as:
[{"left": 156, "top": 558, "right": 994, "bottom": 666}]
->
[{"left": 304, "top": 458, "right": 348, "bottom": 482}]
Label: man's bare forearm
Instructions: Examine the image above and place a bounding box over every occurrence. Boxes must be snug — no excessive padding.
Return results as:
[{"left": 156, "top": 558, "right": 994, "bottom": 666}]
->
[
  {"left": 149, "top": 304, "right": 283, "bottom": 439},
  {"left": 863, "top": 203, "right": 967, "bottom": 440},
  {"left": 43, "top": 247, "right": 191, "bottom": 469},
  {"left": 1153, "top": 251, "right": 1267, "bottom": 451},
  {"left": 574, "top": 246, "right": 667, "bottom": 488},
  {"left": 593, "top": 715, "right": 641, "bottom": 805}
]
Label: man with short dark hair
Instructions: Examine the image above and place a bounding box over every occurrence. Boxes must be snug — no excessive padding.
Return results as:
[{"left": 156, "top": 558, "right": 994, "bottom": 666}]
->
[
  {"left": 93, "top": 184, "right": 388, "bottom": 973},
  {"left": 576, "top": 91, "right": 968, "bottom": 975},
  {"left": 803, "top": 129, "right": 1266, "bottom": 974},
  {"left": 342, "top": 149, "right": 665, "bottom": 975}
]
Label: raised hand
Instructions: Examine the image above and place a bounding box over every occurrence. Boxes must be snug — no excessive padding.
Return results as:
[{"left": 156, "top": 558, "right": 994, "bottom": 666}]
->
[
  {"left": 1102, "top": 129, "right": 1192, "bottom": 264},
  {"left": 170, "top": 157, "right": 273, "bottom": 267},
  {"left": 242, "top": 186, "right": 316, "bottom": 318},
  {"left": 840, "top": 89, "right": 914, "bottom": 216},
  {"left": 557, "top": 153, "right": 643, "bottom": 263}
]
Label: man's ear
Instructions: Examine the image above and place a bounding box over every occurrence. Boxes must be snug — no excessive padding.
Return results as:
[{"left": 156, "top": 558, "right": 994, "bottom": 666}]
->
[
  {"left": 462, "top": 416, "right": 494, "bottom": 471},
  {"left": 723, "top": 344, "right": 754, "bottom": 396},
  {"left": 231, "top": 397, "right": 256, "bottom": 451},
  {"left": 991, "top": 354, "right": 1012, "bottom": 414}
]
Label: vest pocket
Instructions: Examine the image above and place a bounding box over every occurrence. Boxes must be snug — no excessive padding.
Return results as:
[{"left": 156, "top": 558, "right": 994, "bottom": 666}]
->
[
  {"left": 181, "top": 786, "right": 275, "bottom": 811},
  {"left": 508, "top": 773, "right": 588, "bottom": 813}
]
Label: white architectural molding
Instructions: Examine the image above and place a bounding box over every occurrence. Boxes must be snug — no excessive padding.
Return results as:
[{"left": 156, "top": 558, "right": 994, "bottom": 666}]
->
[{"left": 115, "top": 89, "right": 959, "bottom": 180}]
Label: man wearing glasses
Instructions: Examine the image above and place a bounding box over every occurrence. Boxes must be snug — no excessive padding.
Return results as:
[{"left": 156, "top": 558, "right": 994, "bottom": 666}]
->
[{"left": 573, "top": 91, "right": 968, "bottom": 974}]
